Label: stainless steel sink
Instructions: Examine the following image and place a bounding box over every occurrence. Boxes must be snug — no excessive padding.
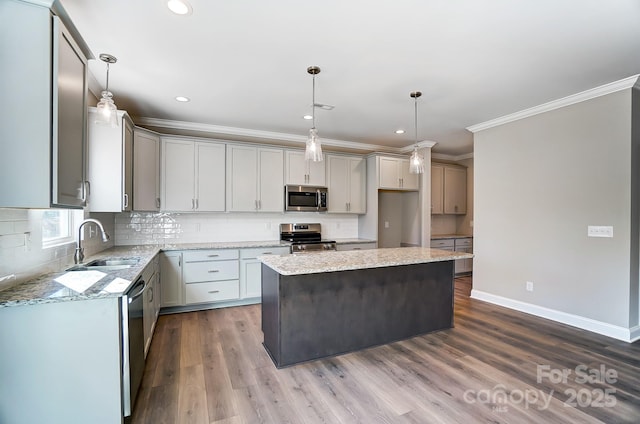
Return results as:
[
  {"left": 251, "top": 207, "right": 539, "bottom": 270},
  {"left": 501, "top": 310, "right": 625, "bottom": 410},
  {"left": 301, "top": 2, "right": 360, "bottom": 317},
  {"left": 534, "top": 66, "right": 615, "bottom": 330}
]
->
[{"left": 66, "top": 257, "right": 140, "bottom": 272}]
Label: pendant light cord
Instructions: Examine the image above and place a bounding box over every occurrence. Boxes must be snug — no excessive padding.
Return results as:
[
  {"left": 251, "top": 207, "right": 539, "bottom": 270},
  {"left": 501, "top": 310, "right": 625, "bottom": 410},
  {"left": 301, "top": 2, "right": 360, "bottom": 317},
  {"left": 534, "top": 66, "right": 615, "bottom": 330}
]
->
[
  {"left": 105, "top": 62, "right": 110, "bottom": 92},
  {"left": 312, "top": 73, "right": 316, "bottom": 129},
  {"left": 414, "top": 94, "right": 418, "bottom": 148}
]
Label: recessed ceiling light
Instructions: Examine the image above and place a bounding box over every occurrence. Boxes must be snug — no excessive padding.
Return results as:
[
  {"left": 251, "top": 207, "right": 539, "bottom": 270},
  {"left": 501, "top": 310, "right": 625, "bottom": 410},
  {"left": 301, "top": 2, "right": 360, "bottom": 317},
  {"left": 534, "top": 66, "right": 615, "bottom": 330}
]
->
[
  {"left": 175, "top": 96, "right": 190, "bottom": 102},
  {"left": 303, "top": 115, "right": 313, "bottom": 120},
  {"left": 395, "top": 129, "right": 405, "bottom": 134},
  {"left": 167, "top": 0, "right": 192, "bottom": 15}
]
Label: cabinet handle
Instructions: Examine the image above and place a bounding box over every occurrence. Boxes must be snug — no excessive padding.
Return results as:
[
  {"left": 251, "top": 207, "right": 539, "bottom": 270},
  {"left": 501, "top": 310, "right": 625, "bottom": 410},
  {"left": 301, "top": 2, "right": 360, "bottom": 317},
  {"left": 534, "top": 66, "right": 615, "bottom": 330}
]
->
[
  {"left": 207, "top": 254, "right": 219, "bottom": 257},
  {"left": 262, "top": 252, "right": 272, "bottom": 255},
  {"left": 191, "top": 199, "right": 195, "bottom": 209},
  {"left": 208, "top": 270, "right": 219, "bottom": 273},
  {"left": 208, "top": 290, "right": 220, "bottom": 294},
  {"left": 258, "top": 199, "right": 261, "bottom": 210},
  {"left": 156, "top": 198, "right": 161, "bottom": 209},
  {"left": 195, "top": 198, "right": 199, "bottom": 210},
  {"left": 82, "top": 181, "right": 91, "bottom": 201},
  {"left": 148, "top": 286, "right": 153, "bottom": 303},
  {"left": 123, "top": 193, "right": 129, "bottom": 208}
]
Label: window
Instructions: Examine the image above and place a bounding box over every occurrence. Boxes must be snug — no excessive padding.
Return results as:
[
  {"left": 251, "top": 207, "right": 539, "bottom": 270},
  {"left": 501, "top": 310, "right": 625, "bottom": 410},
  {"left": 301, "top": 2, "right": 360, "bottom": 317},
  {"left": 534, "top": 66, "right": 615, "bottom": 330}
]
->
[{"left": 42, "top": 209, "right": 74, "bottom": 247}]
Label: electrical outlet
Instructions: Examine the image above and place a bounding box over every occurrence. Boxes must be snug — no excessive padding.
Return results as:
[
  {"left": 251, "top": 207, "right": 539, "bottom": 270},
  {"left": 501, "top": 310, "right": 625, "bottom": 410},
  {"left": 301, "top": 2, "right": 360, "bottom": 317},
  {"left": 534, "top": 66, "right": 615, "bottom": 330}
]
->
[
  {"left": 384, "top": 221, "right": 390, "bottom": 229},
  {"left": 587, "top": 225, "right": 613, "bottom": 238},
  {"left": 526, "top": 281, "right": 534, "bottom": 292}
]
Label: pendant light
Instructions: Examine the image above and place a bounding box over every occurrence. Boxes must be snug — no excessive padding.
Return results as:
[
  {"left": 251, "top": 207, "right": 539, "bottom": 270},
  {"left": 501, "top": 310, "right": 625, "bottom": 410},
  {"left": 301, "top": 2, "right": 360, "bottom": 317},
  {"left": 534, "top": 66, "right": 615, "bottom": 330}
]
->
[
  {"left": 95, "top": 53, "right": 119, "bottom": 127},
  {"left": 408, "top": 91, "right": 425, "bottom": 174},
  {"left": 305, "top": 66, "right": 323, "bottom": 162}
]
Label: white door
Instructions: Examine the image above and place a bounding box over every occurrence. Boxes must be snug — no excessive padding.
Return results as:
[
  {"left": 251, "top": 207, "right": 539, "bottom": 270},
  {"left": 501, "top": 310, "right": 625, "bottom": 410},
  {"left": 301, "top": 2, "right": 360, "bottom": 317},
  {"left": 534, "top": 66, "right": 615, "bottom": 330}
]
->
[
  {"left": 133, "top": 130, "right": 160, "bottom": 211},
  {"left": 227, "top": 145, "right": 258, "bottom": 211},
  {"left": 258, "top": 148, "right": 284, "bottom": 212},
  {"left": 163, "top": 139, "right": 195, "bottom": 211},
  {"left": 196, "top": 142, "right": 225, "bottom": 211},
  {"left": 327, "top": 155, "right": 349, "bottom": 213}
]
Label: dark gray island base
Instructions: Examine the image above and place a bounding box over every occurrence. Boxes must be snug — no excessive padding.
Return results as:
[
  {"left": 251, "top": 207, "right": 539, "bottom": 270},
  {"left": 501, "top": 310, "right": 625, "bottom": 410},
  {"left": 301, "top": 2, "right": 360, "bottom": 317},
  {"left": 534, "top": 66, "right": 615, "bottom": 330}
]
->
[{"left": 261, "top": 260, "right": 454, "bottom": 368}]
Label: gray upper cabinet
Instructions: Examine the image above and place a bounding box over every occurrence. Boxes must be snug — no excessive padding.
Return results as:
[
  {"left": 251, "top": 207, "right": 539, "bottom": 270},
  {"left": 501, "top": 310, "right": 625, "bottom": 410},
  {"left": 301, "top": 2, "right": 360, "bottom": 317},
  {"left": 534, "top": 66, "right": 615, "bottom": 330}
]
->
[
  {"left": 87, "top": 109, "right": 134, "bottom": 212},
  {"left": 0, "top": 0, "right": 90, "bottom": 208}
]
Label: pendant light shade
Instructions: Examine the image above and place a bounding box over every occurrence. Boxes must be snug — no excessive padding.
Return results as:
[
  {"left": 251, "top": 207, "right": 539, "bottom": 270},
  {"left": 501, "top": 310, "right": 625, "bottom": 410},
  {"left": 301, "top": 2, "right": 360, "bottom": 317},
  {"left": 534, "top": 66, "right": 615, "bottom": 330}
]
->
[
  {"left": 304, "top": 66, "right": 323, "bottom": 162},
  {"left": 408, "top": 91, "right": 425, "bottom": 174},
  {"left": 95, "top": 54, "right": 119, "bottom": 127}
]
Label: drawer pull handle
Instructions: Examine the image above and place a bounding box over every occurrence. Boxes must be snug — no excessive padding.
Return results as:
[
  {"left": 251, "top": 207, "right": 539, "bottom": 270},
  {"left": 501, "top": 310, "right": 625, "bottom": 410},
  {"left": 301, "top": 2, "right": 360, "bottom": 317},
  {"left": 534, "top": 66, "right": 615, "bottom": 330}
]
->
[
  {"left": 262, "top": 252, "right": 272, "bottom": 255},
  {"left": 207, "top": 254, "right": 219, "bottom": 257},
  {"left": 208, "top": 290, "right": 220, "bottom": 294},
  {"left": 208, "top": 270, "right": 219, "bottom": 273}
]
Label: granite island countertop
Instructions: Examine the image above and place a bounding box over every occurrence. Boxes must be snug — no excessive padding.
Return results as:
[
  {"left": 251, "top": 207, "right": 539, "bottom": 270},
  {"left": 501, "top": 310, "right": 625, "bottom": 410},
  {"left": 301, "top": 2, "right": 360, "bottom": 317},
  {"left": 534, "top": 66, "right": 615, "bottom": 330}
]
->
[{"left": 259, "top": 247, "right": 473, "bottom": 276}]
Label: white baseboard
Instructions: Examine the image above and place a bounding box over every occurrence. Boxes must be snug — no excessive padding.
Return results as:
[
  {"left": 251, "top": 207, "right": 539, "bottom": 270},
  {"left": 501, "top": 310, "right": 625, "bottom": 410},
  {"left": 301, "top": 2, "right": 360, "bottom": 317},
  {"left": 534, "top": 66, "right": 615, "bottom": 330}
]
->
[{"left": 470, "top": 289, "right": 637, "bottom": 343}]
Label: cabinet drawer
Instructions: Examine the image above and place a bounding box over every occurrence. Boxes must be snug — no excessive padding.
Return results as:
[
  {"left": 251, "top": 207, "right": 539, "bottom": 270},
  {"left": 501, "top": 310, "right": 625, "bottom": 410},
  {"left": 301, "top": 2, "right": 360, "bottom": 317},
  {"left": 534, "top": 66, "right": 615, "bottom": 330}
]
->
[
  {"left": 336, "top": 242, "right": 377, "bottom": 251},
  {"left": 430, "top": 239, "right": 454, "bottom": 249},
  {"left": 183, "top": 249, "right": 239, "bottom": 262},
  {"left": 185, "top": 280, "right": 240, "bottom": 304},
  {"left": 454, "top": 238, "right": 473, "bottom": 248},
  {"left": 240, "top": 246, "right": 290, "bottom": 259},
  {"left": 184, "top": 260, "right": 239, "bottom": 283}
]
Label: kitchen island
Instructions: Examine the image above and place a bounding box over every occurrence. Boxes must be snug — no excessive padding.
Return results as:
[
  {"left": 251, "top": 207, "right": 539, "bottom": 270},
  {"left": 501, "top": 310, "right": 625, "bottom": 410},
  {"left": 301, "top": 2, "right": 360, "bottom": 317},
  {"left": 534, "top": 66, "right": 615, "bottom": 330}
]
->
[{"left": 259, "top": 247, "right": 473, "bottom": 368}]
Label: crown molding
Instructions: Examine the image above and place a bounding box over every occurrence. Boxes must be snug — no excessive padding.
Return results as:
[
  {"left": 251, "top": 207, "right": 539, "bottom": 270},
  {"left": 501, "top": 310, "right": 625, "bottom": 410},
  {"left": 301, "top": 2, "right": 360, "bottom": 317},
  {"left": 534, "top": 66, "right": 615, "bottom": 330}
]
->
[
  {"left": 135, "top": 116, "right": 399, "bottom": 152},
  {"left": 432, "top": 152, "right": 474, "bottom": 162},
  {"left": 398, "top": 140, "right": 438, "bottom": 154},
  {"left": 467, "top": 74, "right": 640, "bottom": 133}
]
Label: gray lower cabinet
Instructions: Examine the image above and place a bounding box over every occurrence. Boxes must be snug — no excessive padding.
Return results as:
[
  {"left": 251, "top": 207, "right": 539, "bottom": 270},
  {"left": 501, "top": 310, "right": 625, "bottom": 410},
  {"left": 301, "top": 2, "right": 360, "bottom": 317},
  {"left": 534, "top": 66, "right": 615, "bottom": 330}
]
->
[
  {"left": 159, "top": 246, "right": 290, "bottom": 312},
  {"left": 142, "top": 255, "right": 160, "bottom": 357},
  {"left": 430, "top": 237, "right": 473, "bottom": 275},
  {"left": 0, "top": 298, "right": 123, "bottom": 423},
  {"left": 240, "top": 247, "right": 291, "bottom": 299},
  {"left": 160, "top": 251, "right": 183, "bottom": 307}
]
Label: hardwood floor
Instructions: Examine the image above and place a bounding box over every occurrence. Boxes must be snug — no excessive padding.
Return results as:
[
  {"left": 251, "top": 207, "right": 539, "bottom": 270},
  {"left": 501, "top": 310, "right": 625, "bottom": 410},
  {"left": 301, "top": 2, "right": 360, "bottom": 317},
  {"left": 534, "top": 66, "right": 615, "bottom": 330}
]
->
[{"left": 132, "top": 276, "right": 640, "bottom": 423}]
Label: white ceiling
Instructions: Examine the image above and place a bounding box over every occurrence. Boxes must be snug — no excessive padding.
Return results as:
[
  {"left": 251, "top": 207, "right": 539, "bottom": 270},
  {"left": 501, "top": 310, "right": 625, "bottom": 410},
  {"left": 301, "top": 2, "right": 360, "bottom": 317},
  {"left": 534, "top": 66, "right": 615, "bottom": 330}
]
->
[{"left": 60, "top": 0, "right": 640, "bottom": 156}]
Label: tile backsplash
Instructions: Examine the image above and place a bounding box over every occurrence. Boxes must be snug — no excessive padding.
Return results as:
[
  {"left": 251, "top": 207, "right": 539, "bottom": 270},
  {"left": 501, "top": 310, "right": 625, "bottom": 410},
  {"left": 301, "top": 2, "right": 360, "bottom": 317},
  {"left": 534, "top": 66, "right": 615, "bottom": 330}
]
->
[
  {"left": 115, "top": 212, "right": 359, "bottom": 245},
  {"left": 0, "top": 209, "right": 115, "bottom": 289}
]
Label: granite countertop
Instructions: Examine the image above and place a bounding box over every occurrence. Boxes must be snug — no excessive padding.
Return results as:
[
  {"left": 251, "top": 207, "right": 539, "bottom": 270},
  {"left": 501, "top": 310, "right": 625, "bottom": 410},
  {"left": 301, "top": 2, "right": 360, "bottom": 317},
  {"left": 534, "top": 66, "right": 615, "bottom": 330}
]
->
[
  {"left": 259, "top": 247, "right": 474, "bottom": 276},
  {"left": 0, "top": 245, "right": 160, "bottom": 308},
  {"left": 431, "top": 234, "right": 473, "bottom": 240}
]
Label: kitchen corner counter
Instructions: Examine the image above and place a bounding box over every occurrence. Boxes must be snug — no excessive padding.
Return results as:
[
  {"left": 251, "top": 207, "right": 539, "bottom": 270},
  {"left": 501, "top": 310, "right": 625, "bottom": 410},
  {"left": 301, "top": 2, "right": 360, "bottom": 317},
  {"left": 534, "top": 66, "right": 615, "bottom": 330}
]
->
[
  {"left": 0, "top": 246, "right": 160, "bottom": 308},
  {"left": 259, "top": 246, "right": 473, "bottom": 276}
]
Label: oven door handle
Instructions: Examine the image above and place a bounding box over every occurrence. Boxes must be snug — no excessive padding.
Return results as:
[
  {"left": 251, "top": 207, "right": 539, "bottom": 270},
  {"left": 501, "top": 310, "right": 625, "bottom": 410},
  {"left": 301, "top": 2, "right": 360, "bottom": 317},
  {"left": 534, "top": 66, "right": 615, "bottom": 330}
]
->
[{"left": 316, "top": 189, "right": 321, "bottom": 211}]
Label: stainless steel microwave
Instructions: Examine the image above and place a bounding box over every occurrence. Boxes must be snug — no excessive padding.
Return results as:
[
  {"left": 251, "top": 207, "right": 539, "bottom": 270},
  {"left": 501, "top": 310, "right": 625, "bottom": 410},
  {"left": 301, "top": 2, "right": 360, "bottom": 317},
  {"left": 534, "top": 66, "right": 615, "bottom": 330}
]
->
[{"left": 285, "top": 185, "right": 328, "bottom": 212}]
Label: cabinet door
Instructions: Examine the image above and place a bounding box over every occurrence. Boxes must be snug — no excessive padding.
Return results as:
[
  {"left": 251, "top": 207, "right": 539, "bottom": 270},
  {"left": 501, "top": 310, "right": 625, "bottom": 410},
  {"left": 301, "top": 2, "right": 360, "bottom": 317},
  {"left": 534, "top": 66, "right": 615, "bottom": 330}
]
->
[
  {"left": 227, "top": 145, "right": 258, "bottom": 211},
  {"left": 196, "top": 142, "right": 225, "bottom": 211},
  {"left": 258, "top": 148, "right": 284, "bottom": 212},
  {"left": 348, "top": 157, "right": 366, "bottom": 213},
  {"left": 378, "top": 157, "right": 400, "bottom": 189},
  {"left": 327, "top": 155, "right": 350, "bottom": 213},
  {"left": 133, "top": 130, "right": 160, "bottom": 211},
  {"left": 53, "top": 18, "right": 87, "bottom": 207},
  {"left": 307, "top": 159, "right": 326, "bottom": 186},
  {"left": 430, "top": 164, "right": 444, "bottom": 214},
  {"left": 162, "top": 139, "right": 195, "bottom": 211},
  {"left": 285, "top": 150, "right": 308, "bottom": 185},
  {"left": 242, "top": 259, "right": 262, "bottom": 298},
  {"left": 122, "top": 117, "right": 134, "bottom": 211},
  {"left": 160, "top": 252, "right": 183, "bottom": 307},
  {"left": 444, "top": 167, "right": 467, "bottom": 214},
  {"left": 399, "top": 159, "right": 419, "bottom": 190}
]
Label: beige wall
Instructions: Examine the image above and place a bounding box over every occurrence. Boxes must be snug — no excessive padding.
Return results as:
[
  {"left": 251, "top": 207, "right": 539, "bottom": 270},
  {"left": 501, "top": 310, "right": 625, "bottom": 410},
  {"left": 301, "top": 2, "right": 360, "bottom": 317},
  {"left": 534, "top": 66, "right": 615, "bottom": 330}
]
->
[{"left": 473, "top": 88, "right": 636, "bottom": 332}]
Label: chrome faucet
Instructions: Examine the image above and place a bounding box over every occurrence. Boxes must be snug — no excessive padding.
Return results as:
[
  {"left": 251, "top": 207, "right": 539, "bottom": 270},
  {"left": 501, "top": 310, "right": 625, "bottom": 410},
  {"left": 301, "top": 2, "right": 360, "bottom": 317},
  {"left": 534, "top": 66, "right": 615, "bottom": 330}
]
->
[{"left": 74, "top": 218, "right": 110, "bottom": 264}]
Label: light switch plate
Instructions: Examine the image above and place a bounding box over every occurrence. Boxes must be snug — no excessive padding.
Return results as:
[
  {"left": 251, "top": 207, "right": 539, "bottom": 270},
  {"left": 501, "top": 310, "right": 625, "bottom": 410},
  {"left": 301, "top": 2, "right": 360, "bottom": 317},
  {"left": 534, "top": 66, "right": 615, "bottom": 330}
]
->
[{"left": 588, "top": 226, "right": 613, "bottom": 238}]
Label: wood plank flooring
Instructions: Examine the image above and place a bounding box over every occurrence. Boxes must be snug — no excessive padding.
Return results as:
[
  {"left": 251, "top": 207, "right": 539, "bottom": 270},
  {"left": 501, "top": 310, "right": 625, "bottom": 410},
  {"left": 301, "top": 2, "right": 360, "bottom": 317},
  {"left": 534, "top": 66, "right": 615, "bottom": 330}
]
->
[{"left": 132, "top": 276, "right": 640, "bottom": 423}]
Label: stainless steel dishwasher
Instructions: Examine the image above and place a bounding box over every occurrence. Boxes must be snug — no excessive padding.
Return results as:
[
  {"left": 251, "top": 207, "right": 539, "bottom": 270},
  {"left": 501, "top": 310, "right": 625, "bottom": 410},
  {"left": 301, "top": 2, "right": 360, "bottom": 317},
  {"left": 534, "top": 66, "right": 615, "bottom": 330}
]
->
[{"left": 122, "top": 276, "right": 146, "bottom": 418}]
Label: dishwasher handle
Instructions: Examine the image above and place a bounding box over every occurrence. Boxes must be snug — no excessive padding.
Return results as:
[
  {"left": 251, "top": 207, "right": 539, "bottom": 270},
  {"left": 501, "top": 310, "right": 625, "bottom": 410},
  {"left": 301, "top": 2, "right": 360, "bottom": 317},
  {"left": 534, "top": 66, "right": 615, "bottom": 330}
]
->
[{"left": 127, "top": 279, "right": 146, "bottom": 303}]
